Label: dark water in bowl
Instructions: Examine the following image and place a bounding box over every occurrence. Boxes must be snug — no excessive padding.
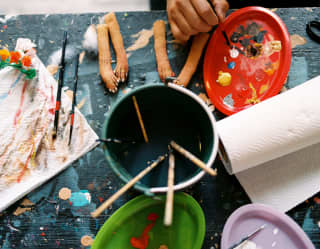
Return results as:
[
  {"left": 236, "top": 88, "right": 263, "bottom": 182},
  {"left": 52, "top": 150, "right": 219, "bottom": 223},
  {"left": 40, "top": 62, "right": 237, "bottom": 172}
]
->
[
  {"left": 106, "top": 86, "right": 214, "bottom": 189},
  {"left": 116, "top": 111, "right": 203, "bottom": 188}
]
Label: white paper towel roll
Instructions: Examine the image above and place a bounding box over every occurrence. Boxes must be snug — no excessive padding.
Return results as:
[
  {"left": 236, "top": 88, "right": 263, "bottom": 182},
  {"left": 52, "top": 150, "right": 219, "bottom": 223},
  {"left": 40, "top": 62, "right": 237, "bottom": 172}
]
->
[
  {"left": 217, "top": 75, "right": 320, "bottom": 174},
  {"left": 217, "top": 75, "right": 320, "bottom": 212}
]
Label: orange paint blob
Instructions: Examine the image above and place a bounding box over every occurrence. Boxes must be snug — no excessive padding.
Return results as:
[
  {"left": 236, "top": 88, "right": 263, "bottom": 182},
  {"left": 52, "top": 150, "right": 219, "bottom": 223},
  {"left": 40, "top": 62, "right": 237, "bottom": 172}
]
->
[
  {"left": 10, "top": 51, "right": 21, "bottom": 63},
  {"left": 21, "top": 55, "right": 32, "bottom": 67}
]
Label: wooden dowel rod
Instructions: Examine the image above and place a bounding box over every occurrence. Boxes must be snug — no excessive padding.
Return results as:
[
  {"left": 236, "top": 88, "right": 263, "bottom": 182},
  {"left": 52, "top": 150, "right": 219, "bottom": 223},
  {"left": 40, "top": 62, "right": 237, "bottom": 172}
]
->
[
  {"left": 170, "top": 141, "right": 217, "bottom": 177},
  {"left": 132, "top": 95, "right": 149, "bottom": 143},
  {"left": 164, "top": 150, "right": 175, "bottom": 226},
  {"left": 91, "top": 155, "right": 165, "bottom": 218}
]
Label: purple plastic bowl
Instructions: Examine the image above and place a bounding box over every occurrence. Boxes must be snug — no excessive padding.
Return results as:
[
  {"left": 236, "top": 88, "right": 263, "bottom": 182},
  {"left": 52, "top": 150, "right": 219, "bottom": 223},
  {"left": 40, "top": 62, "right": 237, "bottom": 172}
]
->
[{"left": 221, "top": 204, "right": 315, "bottom": 249}]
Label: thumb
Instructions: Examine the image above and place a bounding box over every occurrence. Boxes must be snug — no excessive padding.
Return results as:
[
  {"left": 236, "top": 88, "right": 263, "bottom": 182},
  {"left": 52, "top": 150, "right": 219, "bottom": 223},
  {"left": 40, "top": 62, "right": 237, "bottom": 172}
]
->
[{"left": 212, "top": 0, "right": 229, "bottom": 22}]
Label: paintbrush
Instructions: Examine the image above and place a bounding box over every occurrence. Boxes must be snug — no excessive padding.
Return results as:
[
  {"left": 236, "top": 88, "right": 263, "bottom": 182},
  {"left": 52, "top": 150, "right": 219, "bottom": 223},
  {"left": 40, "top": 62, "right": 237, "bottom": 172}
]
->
[
  {"left": 170, "top": 141, "right": 217, "bottom": 177},
  {"left": 205, "top": 0, "right": 231, "bottom": 49},
  {"left": 91, "top": 154, "right": 166, "bottom": 218},
  {"left": 132, "top": 95, "right": 149, "bottom": 143},
  {"left": 228, "top": 224, "right": 267, "bottom": 249},
  {"left": 164, "top": 145, "right": 175, "bottom": 226},
  {"left": 222, "top": 30, "right": 231, "bottom": 47},
  {"left": 97, "top": 138, "right": 137, "bottom": 144},
  {"left": 53, "top": 31, "right": 68, "bottom": 139},
  {"left": 68, "top": 53, "right": 80, "bottom": 146}
]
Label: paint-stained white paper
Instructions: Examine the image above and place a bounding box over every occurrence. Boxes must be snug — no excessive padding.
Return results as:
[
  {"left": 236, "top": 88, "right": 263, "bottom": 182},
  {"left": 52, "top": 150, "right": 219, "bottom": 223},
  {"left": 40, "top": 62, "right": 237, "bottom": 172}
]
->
[
  {"left": 217, "top": 75, "right": 320, "bottom": 213},
  {"left": 0, "top": 39, "right": 99, "bottom": 212}
]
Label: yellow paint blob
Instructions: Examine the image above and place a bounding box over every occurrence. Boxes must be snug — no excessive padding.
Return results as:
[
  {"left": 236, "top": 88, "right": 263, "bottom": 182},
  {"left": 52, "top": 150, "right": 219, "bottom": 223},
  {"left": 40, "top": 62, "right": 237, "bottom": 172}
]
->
[
  {"left": 259, "top": 83, "right": 269, "bottom": 94},
  {"left": 217, "top": 71, "right": 232, "bottom": 86},
  {"left": 245, "top": 83, "right": 260, "bottom": 104}
]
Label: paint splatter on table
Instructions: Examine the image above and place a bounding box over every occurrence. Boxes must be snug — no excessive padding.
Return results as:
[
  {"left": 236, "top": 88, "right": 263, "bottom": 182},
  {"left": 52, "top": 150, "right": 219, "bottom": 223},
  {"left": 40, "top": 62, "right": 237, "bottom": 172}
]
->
[{"left": 0, "top": 8, "right": 320, "bottom": 249}]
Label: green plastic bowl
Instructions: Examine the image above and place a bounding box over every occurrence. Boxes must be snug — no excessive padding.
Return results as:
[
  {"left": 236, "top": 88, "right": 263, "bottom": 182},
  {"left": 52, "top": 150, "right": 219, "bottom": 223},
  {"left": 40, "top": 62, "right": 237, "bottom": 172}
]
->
[
  {"left": 91, "top": 193, "right": 206, "bottom": 249},
  {"left": 102, "top": 83, "right": 219, "bottom": 195}
]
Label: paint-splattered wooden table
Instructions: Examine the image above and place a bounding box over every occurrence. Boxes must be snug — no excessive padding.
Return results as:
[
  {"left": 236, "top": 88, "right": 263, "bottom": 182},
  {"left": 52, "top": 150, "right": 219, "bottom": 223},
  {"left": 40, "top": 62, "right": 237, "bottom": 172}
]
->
[{"left": 0, "top": 8, "right": 320, "bottom": 249}]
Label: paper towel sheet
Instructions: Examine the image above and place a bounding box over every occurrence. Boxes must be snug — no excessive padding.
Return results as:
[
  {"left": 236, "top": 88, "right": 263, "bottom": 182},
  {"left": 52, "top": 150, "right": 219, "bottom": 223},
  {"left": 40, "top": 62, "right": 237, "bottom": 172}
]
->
[
  {"left": 217, "top": 75, "right": 320, "bottom": 212},
  {"left": 0, "top": 39, "right": 99, "bottom": 212}
]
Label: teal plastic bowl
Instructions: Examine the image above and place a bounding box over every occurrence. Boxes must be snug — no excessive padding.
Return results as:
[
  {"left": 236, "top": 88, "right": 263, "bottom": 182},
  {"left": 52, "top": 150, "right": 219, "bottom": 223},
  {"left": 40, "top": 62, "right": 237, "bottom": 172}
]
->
[{"left": 102, "top": 83, "right": 219, "bottom": 195}]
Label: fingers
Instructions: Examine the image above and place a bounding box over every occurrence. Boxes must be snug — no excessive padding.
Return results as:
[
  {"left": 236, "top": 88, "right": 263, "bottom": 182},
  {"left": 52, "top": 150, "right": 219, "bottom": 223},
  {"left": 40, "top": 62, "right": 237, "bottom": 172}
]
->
[
  {"left": 171, "top": 8, "right": 196, "bottom": 36},
  {"left": 191, "top": 0, "right": 218, "bottom": 26},
  {"left": 167, "top": 0, "right": 220, "bottom": 42},
  {"left": 177, "top": 0, "right": 212, "bottom": 33},
  {"left": 212, "top": 0, "right": 229, "bottom": 22},
  {"left": 168, "top": 16, "right": 190, "bottom": 43}
]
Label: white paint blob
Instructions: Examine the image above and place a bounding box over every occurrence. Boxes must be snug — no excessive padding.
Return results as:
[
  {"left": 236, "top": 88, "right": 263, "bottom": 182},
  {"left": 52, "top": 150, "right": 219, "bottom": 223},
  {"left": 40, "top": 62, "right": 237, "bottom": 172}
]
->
[
  {"left": 272, "top": 241, "right": 277, "bottom": 247},
  {"left": 234, "top": 240, "right": 258, "bottom": 249},
  {"left": 230, "top": 47, "right": 239, "bottom": 58},
  {"left": 273, "top": 228, "right": 279, "bottom": 235}
]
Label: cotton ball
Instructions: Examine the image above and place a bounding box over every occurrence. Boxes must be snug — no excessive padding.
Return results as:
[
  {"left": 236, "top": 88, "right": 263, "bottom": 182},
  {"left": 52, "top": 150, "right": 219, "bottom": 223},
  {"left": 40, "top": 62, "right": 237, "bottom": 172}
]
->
[
  {"left": 48, "top": 46, "right": 77, "bottom": 66},
  {"left": 82, "top": 24, "right": 98, "bottom": 55}
]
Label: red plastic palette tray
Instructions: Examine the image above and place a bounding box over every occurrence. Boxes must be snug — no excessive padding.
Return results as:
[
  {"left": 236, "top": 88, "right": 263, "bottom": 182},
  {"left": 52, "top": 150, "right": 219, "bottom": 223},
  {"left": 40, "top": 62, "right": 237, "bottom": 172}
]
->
[{"left": 204, "top": 7, "right": 291, "bottom": 116}]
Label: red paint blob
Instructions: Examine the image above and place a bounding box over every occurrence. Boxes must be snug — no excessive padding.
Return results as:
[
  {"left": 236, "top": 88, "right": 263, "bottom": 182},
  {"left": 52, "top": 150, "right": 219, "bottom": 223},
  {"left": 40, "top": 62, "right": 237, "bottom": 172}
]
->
[
  {"left": 41, "top": 232, "right": 46, "bottom": 237},
  {"left": 314, "top": 197, "right": 320, "bottom": 204},
  {"left": 147, "top": 213, "right": 159, "bottom": 222},
  {"left": 130, "top": 213, "right": 158, "bottom": 249},
  {"left": 49, "top": 85, "right": 55, "bottom": 115},
  {"left": 130, "top": 236, "right": 148, "bottom": 249},
  {"left": 3, "top": 25, "right": 7, "bottom": 29},
  {"left": 14, "top": 80, "right": 28, "bottom": 126},
  {"left": 49, "top": 108, "right": 55, "bottom": 115}
]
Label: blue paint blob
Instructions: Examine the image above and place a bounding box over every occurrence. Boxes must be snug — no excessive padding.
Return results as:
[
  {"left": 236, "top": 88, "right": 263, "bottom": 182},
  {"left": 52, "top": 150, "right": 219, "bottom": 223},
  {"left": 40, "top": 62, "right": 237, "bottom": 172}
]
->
[
  {"left": 13, "top": 220, "right": 21, "bottom": 227},
  {"left": 69, "top": 190, "right": 91, "bottom": 207},
  {"left": 228, "top": 61, "right": 236, "bottom": 69}
]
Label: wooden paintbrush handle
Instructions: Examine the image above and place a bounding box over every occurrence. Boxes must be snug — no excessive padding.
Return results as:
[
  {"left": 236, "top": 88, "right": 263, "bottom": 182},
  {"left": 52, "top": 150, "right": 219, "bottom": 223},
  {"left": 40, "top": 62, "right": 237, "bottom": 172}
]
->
[
  {"left": 170, "top": 140, "right": 217, "bottom": 177},
  {"left": 164, "top": 151, "right": 175, "bottom": 226},
  {"left": 91, "top": 155, "right": 165, "bottom": 218},
  {"left": 132, "top": 96, "right": 149, "bottom": 143}
]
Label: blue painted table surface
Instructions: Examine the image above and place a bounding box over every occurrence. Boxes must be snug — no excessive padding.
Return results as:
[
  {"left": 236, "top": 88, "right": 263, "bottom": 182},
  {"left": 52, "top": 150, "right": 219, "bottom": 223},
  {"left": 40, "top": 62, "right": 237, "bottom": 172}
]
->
[{"left": 0, "top": 8, "right": 320, "bottom": 249}]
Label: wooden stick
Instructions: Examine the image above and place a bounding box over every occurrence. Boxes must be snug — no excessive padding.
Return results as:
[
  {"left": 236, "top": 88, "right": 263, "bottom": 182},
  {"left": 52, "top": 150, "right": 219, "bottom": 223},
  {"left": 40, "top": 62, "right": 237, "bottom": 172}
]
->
[
  {"left": 91, "top": 155, "right": 166, "bottom": 218},
  {"left": 132, "top": 95, "right": 149, "bottom": 143},
  {"left": 175, "top": 33, "right": 210, "bottom": 87},
  {"left": 153, "top": 20, "right": 175, "bottom": 82},
  {"left": 170, "top": 141, "right": 217, "bottom": 177},
  {"left": 164, "top": 149, "right": 175, "bottom": 226}
]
